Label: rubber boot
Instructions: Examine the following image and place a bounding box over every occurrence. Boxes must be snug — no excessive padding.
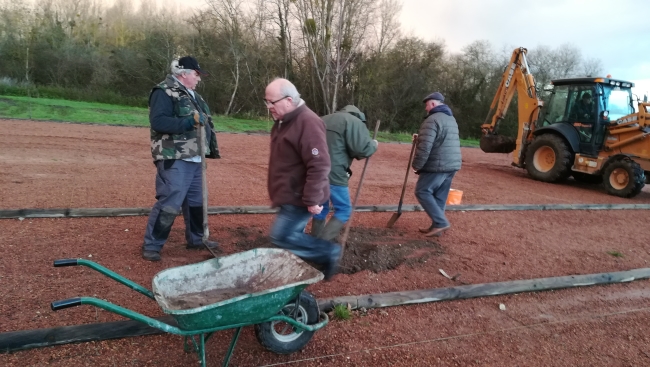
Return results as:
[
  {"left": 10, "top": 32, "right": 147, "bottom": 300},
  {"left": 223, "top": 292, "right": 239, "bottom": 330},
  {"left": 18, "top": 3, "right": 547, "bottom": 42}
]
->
[
  {"left": 151, "top": 210, "right": 177, "bottom": 242},
  {"left": 185, "top": 206, "right": 220, "bottom": 251},
  {"left": 186, "top": 205, "right": 204, "bottom": 243},
  {"left": 310, "top": 218, "right": 326, "bottom": 238},
  {"left": 142, "top": 209, "right": 177, "bottom": 261},
  {"left": 319, "top": 217, "right": 345, "bottom": 242}
]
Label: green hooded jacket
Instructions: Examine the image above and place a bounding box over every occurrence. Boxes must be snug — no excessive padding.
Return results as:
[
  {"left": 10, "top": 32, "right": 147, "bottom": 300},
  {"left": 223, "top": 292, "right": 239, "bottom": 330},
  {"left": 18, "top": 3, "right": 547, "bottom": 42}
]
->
[{"left": 321, "top": 105, "right": 377, "bottom": 186}]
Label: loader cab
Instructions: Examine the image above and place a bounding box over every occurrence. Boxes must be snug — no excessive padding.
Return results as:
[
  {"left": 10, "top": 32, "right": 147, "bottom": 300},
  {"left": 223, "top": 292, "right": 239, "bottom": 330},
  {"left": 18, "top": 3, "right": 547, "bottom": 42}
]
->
[{"left": 538, "top": 77, "right": 635, "bottom": 156}]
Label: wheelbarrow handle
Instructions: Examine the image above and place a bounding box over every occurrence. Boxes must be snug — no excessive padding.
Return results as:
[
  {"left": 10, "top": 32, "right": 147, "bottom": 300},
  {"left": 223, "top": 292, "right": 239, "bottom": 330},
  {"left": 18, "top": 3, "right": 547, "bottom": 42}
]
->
[
  {"left": 54, "top": 259, "right": 79, "bottom": 267},
  {"left": 52, "top": 258, "right": 155, "bottom": 299},
  {"left": 49, "top": 296, "right": 187, "bottom": 334},
  {"left": 51, "top": 297, "right": 82, "bottom": 310}
]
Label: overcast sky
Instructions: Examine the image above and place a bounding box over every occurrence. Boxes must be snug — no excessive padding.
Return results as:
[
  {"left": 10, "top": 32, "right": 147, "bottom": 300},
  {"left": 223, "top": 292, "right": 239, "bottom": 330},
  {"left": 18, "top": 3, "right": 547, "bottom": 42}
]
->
[
  {"left": 178, "top": 0, "right": 649, "bottom": 95},
  {"left": 399, "top": 0, "right": 650, "bottom": 94}
]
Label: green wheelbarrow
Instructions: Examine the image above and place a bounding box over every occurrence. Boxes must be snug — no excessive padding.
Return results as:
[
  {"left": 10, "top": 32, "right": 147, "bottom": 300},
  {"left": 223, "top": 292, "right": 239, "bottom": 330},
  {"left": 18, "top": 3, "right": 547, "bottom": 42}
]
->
[{"left": 51, "top": 248, "right": 329, "bottom": 367}]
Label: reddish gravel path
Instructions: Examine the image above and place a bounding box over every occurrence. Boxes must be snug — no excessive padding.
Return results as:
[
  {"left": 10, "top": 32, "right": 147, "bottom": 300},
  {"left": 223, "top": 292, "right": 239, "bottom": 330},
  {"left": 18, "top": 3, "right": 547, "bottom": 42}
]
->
[{"left": 2, "top": 120, "right": 650, "bottom": 366}]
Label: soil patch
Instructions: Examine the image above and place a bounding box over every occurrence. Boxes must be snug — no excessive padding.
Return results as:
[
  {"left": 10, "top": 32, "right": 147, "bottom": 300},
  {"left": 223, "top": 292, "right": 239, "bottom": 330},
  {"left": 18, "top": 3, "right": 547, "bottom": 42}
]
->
[
  {"left": 229, "top": 227, "right": 443, "bottom": 274},
  {"left": 340, "top": 227, "right": 443, "bottom": 274},
  {"left": 164, "top": 288, "right": 252, "bottom": 310}
]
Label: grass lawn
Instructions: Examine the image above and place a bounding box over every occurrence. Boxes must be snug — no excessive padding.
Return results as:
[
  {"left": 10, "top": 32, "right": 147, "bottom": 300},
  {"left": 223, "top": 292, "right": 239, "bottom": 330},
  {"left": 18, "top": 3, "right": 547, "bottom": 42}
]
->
[{"left": 0, "top": 95, "right": 479, "bottom": 146}]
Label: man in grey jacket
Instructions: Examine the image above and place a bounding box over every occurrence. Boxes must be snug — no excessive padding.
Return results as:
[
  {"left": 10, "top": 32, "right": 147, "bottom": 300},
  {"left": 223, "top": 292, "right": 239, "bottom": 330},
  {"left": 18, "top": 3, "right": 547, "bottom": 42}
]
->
[{"left": 412, "top": 92, "right": 461, "bottom": 237}]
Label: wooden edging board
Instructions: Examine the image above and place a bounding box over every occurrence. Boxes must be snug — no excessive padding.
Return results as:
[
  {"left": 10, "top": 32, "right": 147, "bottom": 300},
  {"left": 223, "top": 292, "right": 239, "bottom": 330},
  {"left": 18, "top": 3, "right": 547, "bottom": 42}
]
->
[{"left": 2, "top": 203, "right": 650, "bottom": 219}]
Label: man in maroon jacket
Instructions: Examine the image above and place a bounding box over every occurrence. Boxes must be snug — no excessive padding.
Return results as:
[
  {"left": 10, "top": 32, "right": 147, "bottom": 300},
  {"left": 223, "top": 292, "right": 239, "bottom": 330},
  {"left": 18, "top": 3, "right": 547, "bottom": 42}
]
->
[{"left": 265, "top": 78, "right": 342, "bottom": 280}]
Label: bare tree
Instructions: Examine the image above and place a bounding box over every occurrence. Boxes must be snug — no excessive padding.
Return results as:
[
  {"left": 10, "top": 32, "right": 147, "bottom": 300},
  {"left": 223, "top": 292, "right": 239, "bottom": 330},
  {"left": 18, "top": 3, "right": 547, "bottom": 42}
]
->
[
  {"left": 294, "top": 0, "right": 375, "bottom": 113},
  {"left": 205, "top": 0, "right": 246, "bottom": 115},
  {"left": 581, "top": 57, "right": 603, "bottom": 77},
  {"left": 373, "top": 0, "right": 401, "bottom": 54}
]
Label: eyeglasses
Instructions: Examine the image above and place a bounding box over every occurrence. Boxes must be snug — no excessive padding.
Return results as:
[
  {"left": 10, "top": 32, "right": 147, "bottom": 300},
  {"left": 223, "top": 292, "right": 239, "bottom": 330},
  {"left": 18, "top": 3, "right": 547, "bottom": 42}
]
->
[{"left": 263, "top": 96, "right": 289, "bottom": 106}]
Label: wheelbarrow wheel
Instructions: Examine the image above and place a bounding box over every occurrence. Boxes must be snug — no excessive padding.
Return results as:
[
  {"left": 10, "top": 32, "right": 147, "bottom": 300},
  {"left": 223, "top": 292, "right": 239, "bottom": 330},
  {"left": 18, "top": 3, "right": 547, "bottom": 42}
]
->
[{"left": 254, "top": 290, "right": 319, "bottom": 354}]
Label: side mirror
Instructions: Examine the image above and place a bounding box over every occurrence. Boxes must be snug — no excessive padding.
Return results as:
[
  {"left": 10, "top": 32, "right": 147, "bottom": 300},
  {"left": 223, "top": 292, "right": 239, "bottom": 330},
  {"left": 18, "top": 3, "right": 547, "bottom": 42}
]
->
[
  {"left": 645, "top": 94, "right": 648, "bottom": 103},
  {"left": 600, "top": 110, "right": 609, "bottom": 120}
]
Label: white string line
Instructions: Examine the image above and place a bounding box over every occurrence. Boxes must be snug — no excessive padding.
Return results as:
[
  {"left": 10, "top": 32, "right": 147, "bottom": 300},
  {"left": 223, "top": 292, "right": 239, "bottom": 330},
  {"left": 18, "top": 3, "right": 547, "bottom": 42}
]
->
[{"left": 258, "top": 306, "right": 650, "bottom": 366}]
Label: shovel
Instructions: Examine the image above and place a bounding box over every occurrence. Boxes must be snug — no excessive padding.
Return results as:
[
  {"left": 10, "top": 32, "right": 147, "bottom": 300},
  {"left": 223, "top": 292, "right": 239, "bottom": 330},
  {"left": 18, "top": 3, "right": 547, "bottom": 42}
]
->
[
  {"left": 340, "top": 120, "right": 381, "bottom": 250},
  {"left": 386, "top": 139, "right": 417, "bottom": 228},
  {"left": 197, "top": 119, "right": 220, "bottom": 258}
]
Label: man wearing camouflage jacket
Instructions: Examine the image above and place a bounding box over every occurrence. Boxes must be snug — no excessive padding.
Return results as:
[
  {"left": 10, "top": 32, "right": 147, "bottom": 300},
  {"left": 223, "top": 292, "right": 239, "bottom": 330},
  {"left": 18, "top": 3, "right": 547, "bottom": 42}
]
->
[{"left": 141, "top": 56, "right": 220, "bottom": 261}]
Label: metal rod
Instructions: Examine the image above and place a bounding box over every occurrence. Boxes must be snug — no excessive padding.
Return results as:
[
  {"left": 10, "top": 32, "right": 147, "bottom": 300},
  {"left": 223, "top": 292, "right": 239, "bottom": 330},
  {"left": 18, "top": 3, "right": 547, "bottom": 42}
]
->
[{"left": 222, "top": 327, "right": 242, "bottom": 367}]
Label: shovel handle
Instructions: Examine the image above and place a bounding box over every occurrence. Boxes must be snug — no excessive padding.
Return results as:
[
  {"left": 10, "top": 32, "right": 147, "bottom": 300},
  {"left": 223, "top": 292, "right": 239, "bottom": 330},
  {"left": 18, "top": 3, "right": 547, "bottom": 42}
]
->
[
  {"left": 396, "top": 140, "right": 418, "bottom": 213},
  {"left": 340, "top": 120, "right": 381, "bottom": 248},
  {"left": 197, "top": 120, "right": 215, "bottom": 257}
]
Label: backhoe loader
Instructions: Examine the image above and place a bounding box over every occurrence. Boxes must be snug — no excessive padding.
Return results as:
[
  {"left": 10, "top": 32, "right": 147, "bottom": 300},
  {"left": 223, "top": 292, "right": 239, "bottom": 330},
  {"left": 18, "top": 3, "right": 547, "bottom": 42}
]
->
[{"left": 480, "top": 47, "right": 650, "bottom": 198}]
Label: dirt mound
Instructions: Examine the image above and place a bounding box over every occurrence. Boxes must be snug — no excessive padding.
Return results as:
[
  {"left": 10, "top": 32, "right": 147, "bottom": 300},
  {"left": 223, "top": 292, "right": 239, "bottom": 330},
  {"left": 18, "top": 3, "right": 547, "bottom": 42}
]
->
[{"left": 230, "top": 227, "right": 443, "bottom": 274}]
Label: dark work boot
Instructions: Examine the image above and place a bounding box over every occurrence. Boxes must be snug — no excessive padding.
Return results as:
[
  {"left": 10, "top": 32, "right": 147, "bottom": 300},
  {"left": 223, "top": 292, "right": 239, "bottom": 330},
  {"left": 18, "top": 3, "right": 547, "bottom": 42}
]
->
[
  {"left": 142, "top": 250, "right": 161, "bottom": 261},
  {"left": 310, "top": 219, "right": 326, "bottom": 238},
  {"left": 319, "top": 217, "right": 345, "bottom": 242},
  {"left": 186, "top": 240, "right": 221, "bottom": 252}
]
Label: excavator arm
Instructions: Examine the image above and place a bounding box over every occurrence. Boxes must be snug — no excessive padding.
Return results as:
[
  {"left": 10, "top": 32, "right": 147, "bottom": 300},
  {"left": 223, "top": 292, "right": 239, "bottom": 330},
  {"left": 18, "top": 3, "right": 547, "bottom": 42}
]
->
[{"left": 480, "top": 47, "right": 543, "bottom": 166}]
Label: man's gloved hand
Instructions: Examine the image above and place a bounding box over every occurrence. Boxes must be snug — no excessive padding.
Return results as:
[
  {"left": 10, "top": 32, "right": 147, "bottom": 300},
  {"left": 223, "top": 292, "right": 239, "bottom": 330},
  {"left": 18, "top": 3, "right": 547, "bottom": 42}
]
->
[{"left": 194, "top": 111, "right": 207, "bottom": 127}]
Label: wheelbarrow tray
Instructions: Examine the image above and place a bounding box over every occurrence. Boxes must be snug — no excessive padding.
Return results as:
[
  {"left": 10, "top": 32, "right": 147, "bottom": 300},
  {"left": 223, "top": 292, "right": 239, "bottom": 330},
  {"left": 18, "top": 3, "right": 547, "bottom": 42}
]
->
[{"left": 152, "top": 248, "right": 323, "bottom": 331}]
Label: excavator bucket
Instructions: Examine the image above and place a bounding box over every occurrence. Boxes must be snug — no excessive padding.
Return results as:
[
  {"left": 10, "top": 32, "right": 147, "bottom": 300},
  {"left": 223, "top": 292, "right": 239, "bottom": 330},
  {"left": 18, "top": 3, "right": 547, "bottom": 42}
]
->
[{"left": 480, "top": 134, "right": 516, "bottom": 154}]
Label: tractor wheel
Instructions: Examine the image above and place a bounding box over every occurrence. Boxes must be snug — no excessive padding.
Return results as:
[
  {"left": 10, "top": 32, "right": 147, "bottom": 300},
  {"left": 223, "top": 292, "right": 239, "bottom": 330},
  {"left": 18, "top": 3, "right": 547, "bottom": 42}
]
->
[
  {"left": 572, "top": 172, "right": 603, "bottom": 185},
  {"left": 602, "top": 159, "right": 645, "bottom": 198},
  {"left": 525, "top": 134, "right": 573, "bottom": 182}
]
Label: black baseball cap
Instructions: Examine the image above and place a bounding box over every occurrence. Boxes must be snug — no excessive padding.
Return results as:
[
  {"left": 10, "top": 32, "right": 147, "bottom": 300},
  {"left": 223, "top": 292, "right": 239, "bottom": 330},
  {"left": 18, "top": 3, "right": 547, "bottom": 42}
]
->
[{"left": 178, "top": 56, "right": 209, "bottom": 76}]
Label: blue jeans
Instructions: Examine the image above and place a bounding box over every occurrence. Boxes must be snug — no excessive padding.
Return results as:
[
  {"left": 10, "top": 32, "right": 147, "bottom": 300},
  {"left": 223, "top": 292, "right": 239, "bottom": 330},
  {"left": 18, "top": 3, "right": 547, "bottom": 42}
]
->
[
  {"left": 143, "top": 160, "right": 205, "bottom": 251},
  {"left": 270, "top": 204, "right": 341, "bottom": 265},
  {"left": 313, "top": 184, "right": 352, "bottom": 223},
  {"left": 414, "top": 171, "right": 456, "bottom": 228}
]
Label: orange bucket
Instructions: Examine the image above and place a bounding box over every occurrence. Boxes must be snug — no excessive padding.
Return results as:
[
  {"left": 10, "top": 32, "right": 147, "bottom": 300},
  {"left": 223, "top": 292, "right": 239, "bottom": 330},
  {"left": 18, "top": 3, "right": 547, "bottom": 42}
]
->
[{"left": 446, "top": 189, "right": 463, "bottom": 205}]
